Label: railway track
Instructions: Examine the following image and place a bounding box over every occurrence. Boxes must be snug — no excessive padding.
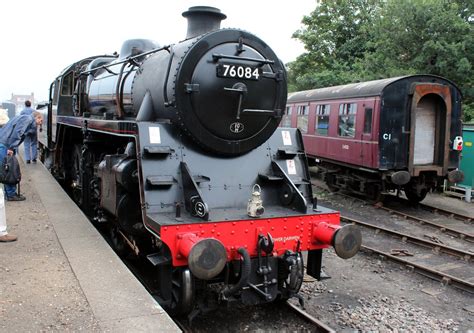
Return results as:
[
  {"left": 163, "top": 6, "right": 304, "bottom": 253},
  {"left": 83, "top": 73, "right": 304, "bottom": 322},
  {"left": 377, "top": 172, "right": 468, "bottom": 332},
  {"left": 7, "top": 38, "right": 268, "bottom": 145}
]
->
[
  {"left": 402, "top": 198, "right": 472, "bottom": 223},
  {"left": 341, "top": 215, "right": 474, "bottom": 294},
  {"left": 371, "top": 204, "right": 474, "bottom": 243},
  {"left": 286, "top": 301, "right": 336, "bottom": 333},
  {"left": 314, "top": 185, "right": 474, "bottom": 243}
]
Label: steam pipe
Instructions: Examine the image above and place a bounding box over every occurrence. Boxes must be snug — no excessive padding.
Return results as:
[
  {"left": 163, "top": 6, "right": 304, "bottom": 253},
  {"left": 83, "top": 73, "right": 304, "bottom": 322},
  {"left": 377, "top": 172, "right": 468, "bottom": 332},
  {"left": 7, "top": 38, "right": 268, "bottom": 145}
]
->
[{"left": 222, "top": 247, "right": 250, "bottom": 298}]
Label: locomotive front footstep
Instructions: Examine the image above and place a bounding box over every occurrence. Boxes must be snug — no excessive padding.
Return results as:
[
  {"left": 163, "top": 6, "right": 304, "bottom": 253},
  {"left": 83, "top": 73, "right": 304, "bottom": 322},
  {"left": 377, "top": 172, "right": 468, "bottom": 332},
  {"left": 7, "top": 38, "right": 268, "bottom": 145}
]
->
[{"left": 37, "top": 5, "right": 361, "bottom": 318}]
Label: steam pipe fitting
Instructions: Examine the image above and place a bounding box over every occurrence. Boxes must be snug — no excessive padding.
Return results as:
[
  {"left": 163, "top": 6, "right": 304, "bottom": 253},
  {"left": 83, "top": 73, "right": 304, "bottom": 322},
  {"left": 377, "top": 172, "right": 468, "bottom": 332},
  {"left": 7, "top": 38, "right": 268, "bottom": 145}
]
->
[{"left": 222, "top": 247, "right": 250, "bottom": 298}]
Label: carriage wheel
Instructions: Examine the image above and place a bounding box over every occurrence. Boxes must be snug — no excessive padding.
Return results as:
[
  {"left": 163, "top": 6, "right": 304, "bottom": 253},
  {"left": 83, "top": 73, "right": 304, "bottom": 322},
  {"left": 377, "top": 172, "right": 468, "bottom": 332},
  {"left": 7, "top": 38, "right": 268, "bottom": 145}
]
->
[
  {"left": 404, "top": 187, "right": 428, "bottom": 203},
  {"left": 326, "top": 173, "right": 339, "bottom": 192}
]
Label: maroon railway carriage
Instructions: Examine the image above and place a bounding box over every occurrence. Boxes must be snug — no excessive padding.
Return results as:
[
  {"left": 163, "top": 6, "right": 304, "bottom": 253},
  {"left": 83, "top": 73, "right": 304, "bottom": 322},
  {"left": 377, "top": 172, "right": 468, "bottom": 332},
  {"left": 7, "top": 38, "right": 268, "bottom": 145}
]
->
[{"left": 285, "top": 75, "right": 464, "bottom": 202}]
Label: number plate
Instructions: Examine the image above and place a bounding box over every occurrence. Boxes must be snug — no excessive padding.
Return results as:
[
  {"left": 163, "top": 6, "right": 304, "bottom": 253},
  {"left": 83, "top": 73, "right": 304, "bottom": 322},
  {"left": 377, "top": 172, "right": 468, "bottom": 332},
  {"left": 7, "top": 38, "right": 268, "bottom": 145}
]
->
[{"left": 217, "top": 63, "right": 261, "bottom": 80}]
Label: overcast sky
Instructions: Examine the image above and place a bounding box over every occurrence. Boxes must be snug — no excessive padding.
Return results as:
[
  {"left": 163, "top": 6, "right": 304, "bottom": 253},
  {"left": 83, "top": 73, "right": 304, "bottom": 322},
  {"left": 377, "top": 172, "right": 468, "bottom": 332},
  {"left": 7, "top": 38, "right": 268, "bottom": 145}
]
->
[{"left": 0, "top": 0, "right": 316, "bottom": 103}]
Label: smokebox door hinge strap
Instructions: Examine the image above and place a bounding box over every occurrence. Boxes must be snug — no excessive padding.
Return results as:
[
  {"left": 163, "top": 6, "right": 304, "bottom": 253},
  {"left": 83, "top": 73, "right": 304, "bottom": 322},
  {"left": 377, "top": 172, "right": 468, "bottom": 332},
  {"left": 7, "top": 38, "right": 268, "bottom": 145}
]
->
[{"left": 180, "top": 162, "right": 209, "bottom": 220}]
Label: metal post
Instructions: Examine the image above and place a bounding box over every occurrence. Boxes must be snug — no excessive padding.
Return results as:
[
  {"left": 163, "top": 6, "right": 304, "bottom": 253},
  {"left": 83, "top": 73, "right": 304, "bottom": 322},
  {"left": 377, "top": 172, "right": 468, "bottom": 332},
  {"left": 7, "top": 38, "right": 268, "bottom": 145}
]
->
[{"left": 465, "top": 186, "right": 472, "bottom": 203}]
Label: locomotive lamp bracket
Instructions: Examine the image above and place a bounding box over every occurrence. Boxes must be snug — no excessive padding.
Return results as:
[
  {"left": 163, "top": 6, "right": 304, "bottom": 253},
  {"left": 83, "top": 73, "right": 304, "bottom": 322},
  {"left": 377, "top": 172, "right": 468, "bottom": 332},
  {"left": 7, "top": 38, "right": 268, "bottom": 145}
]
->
[
  {"left": 180, "top": 162, "right": 209, "bottom": 220},
  {"left": 271, "top": 161, "right": 307, "bottom": 213}
]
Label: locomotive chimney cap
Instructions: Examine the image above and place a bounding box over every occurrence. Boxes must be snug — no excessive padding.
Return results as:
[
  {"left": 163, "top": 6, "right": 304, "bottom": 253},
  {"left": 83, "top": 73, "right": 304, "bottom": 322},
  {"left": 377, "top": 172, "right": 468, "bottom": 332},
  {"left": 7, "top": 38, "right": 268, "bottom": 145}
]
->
[
  {"left": 182, "top": 6, "right": 227, "bottom": 39},
  {"left": 182, "top": 6, "right": 227, "bottom": 20}
]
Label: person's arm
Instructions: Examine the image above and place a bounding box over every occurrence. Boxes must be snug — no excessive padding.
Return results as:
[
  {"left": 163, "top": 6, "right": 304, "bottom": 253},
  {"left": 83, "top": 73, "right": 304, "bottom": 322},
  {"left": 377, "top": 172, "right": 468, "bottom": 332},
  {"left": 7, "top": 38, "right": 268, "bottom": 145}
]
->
[{"left": 7, "top": 117, "right": 31, "bottom": 151}]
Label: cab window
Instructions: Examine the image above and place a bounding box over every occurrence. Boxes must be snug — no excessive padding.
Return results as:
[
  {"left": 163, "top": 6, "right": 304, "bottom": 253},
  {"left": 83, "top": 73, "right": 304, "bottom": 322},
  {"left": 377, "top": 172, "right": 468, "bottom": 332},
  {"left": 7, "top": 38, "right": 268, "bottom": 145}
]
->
[
  {"left": 315, "top": 104, "right": 330, "bottom": 135},
  {"left": 338, "top": 103, "right": 357, "bottom": 137},
  {"left": 61, "top": 72, "right": 74, "bottom": 96},
  {"left": 52, "top": 79, "right": 60, "bottom": 105},
  {"left": 297, "top": 105, "right": 309, "bottom": 134}
]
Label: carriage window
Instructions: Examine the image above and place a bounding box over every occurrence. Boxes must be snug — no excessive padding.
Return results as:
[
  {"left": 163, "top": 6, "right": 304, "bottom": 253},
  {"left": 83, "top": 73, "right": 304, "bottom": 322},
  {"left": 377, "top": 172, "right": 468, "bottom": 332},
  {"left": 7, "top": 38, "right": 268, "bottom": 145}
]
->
[
  {"left": 315, "top": 104, "right": 330, "bottom": 135},
  {"left": 338, "top": 103, "right": 357, "bottom": 137},
  {"left": 60, "top": 72, "right": 74, "bottom": 96},
  {"left": 297, "top": 105, "right": 309, "bottom": 134},
  {"left": 282, "top": 106, "right": 293, "bottom": 127},
  {"left": 363, "top": 107, "right": 373, "bottom": 134}
]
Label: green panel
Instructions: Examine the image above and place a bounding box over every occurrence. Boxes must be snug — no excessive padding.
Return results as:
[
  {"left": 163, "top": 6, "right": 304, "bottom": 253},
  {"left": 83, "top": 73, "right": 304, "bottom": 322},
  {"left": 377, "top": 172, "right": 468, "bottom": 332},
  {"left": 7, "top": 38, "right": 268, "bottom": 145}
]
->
[{"left": 460, "top": 127, "right": 474, "bottom": 187}]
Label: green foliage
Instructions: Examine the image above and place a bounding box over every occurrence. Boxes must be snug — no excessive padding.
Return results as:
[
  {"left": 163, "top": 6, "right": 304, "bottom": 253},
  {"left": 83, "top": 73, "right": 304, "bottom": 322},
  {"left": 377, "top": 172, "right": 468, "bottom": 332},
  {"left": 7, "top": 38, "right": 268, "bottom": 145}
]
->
[
  {"left": 289, "top": 0, "right": 381, "bottom": 90},
  {"left": 288, "top": 0, "right": 474, "bottom": 122}
]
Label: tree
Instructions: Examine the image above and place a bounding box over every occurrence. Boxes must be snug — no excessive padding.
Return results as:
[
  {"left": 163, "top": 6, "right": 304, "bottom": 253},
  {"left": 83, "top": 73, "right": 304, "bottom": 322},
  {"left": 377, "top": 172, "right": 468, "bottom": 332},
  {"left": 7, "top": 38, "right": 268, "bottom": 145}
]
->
[
  {"left": 288, "top": 0, "right": 380, "bottom": 91},
  {"left": 353, "top": 0, "right": 474, "bottom": 121},
  {"left": 288, "top": 0, "right": 474, "bottom": 121}
]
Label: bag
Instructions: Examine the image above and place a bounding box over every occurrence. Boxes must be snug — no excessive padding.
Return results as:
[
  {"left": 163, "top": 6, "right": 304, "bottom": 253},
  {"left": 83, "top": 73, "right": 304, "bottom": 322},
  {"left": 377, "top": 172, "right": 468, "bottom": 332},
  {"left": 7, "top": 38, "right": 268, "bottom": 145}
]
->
[{"left": 0, "top": 155, "right": 21, "bottom": 185}]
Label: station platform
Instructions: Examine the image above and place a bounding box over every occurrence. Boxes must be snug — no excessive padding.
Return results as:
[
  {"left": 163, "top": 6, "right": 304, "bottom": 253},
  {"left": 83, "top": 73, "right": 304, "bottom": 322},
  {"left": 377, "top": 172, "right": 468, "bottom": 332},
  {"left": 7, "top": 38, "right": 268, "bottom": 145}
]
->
[{"left": 0, "top": 153, "right": 180, "bottom": 332}]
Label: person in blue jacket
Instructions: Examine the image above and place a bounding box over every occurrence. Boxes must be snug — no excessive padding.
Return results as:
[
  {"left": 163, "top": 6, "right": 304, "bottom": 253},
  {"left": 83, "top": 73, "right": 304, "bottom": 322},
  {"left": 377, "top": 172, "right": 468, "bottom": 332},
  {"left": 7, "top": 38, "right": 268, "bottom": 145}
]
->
[
  {"left": 0, "top": 111, "right": 43, "bottom": 201},
  {"left": 20, "top": 100, "right": 38, "bottom": 163}
]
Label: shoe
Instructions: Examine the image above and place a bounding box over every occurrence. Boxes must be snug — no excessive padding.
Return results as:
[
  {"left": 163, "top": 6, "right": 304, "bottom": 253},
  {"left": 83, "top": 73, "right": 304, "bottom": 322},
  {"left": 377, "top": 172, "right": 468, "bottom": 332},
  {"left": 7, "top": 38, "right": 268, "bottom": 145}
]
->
[
  {"left": 6, "top": 194, "right": 26, "bottom": 201},
  {"left": 32, "top": 159, "right": 37, "bottom": 163},
  {"left": 26, "top": 160, "right": 31, "bottom": 164},
  {"left": 0, "top": 234, "right": 17, "bottom": 242}
]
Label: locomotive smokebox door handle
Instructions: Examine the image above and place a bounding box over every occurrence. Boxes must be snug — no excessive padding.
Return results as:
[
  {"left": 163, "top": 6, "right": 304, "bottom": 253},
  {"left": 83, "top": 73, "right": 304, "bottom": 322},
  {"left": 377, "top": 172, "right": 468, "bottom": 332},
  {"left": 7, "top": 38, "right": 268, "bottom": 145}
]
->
[{"left": 224, "top": 82, "right": 247, "bottom": 119}]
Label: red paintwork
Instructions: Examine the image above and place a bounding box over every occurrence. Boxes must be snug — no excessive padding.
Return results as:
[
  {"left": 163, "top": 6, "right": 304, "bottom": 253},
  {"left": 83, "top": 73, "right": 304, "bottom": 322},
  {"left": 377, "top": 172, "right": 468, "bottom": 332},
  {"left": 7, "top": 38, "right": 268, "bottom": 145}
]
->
[
  {"left": 286, "top": 97, "right": 381, "bottom": 169},
  {"left": 160, "top": 212, "right": 341, "bottom": 266}
]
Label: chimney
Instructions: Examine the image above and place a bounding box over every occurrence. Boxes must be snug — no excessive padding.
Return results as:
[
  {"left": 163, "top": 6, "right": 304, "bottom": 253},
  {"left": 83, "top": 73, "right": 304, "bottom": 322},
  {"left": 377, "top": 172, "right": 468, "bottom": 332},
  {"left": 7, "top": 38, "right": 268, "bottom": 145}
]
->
[{"left": 182, "top": 6, "right": 226, "bottom": 39}]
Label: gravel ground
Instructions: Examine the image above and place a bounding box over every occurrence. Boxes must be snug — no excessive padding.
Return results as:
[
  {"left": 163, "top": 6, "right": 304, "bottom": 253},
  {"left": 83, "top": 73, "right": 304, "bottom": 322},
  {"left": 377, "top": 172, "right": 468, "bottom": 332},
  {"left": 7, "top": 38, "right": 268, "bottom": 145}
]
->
[{"left": 300, "top": 187, "right": 474, "bottom": 332}]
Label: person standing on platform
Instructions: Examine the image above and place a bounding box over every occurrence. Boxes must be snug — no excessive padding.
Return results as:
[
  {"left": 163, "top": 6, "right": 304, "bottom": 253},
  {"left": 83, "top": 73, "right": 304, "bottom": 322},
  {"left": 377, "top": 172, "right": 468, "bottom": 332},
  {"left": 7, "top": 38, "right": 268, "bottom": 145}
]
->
[
  {"left": 0, "top": 111, "right": 43, "bottom": 201},
  {"left": 20, "top": 100, "right": 38, "bottom": 164},
  {"left": 0, "top": 190, "right": 16, "bottom": 242},
  {"left": 0, "top": 108, "right": 16, "bottom": 241}
]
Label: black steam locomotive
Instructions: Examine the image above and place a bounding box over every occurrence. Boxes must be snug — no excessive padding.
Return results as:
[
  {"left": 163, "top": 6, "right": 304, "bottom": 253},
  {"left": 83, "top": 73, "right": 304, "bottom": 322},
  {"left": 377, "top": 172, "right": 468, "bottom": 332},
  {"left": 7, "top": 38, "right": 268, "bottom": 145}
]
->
[{"left": 38, "top": 7, "right": 361, "bottom": 316}]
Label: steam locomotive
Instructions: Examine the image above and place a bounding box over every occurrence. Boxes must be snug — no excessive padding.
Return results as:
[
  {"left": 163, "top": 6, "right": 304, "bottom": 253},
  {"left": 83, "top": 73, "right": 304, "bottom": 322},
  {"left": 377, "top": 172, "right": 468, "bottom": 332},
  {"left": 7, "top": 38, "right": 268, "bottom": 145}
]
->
[
  {"left": 38, "top": 6, "right": 361, "bottom": 316},
  {"left": 286, "top": 75, "right": 464, "bottom": 202}
]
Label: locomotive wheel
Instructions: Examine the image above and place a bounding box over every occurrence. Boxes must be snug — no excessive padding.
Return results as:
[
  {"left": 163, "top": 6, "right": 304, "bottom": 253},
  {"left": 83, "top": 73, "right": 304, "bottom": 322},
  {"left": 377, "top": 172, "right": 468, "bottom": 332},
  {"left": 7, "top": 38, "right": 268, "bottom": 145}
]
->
[
  {"left": 70, "top": 145, "right": 84, "bottom": 206},
  {"left": 167, "top": 268, "right": 194, "bottom": 316},
  {"left": 404, "top": 187, "right": 428, "bottom": 203},
  {"left": 109, "top": 226, "right": 128, "bottom": 257},
  {"left": 278, "top": 253, "right": 304, "bottom": 301}
]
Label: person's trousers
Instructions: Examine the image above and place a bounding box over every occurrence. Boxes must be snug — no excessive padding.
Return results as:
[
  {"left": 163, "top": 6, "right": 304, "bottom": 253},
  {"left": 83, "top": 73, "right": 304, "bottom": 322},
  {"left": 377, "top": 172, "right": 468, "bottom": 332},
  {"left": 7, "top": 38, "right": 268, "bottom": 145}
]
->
[
  {"left": 24, "top": 133, "right": 37, "bottom": 161},
  {"left": 0, "top": 190, "right": 7, "bottom": 236},
  {"left": 0, "top": 144, "right": 18, "bottom": 198}
]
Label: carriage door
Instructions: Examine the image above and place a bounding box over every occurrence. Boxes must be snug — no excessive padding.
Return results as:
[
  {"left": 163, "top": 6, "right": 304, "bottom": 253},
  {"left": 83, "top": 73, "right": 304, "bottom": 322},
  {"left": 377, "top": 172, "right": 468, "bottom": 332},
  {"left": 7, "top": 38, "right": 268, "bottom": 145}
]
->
[
  {"left": 413, "top": 98, "right": 436, "bottom": 165},
  {"left": 409, "top": 84, "right": 452, "bottom": 176}
]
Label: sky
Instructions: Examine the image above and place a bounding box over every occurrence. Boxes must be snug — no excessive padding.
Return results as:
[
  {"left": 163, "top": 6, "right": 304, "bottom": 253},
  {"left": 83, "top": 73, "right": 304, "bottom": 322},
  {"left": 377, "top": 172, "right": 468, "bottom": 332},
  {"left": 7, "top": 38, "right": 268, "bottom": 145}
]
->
[{"left": 0, "top": 0, "right": 317, "bottom": 103}]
